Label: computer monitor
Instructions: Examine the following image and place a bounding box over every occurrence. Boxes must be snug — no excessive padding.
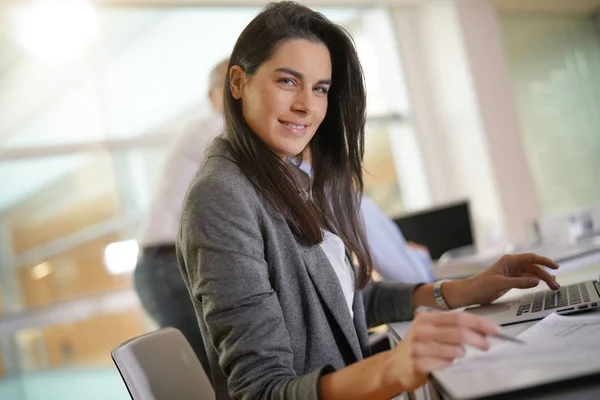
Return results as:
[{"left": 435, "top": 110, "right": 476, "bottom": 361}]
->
[{"left": 392, "top": 201, "right": 474, "bottom": 260}]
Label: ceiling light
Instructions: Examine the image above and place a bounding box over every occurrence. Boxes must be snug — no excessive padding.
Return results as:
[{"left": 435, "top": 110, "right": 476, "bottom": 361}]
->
[
  {"left": 10, "top": 0, "right": 99, "bottom": 64},
  {"left": 104, "top": 239, "right": 139, "bottom": 275},
  {"left": 30, "top": 262, "right": 53, "bottom": 280}
]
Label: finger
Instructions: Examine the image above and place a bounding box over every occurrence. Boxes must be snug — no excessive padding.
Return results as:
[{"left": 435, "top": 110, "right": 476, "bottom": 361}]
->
[
  {"left": 498, "top": 276, "right": 540, "bottom": 290},
  {"left": 414, "top": 324, "right": 491, "bottom": 350},
  {"left": 519, "top": 272, "right": 537, "bottom": 278},
  {"left": 416, "top": 312, "right": 499, "bottom": 335},
  {"left": 412, "top": 341, "right": 465, "bottom": 360},
  {"left": 518, "top": 253, "right": 560, "bottom": 270},
  {"left": 523, "top": 264, "right": 560, "bottom": 289},
  {"left": 415, "top": 357, "right": 453, "bottom": 375}
]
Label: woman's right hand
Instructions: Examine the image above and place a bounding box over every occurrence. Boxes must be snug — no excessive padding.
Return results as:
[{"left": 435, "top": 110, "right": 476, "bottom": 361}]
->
[{"left": 386, "top": 311, "right": 500, "bottom": 391}]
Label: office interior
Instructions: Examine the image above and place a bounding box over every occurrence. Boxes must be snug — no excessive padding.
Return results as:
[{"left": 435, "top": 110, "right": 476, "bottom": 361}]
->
[{"left": 0, "top": 0, "right": 599, "bottom": 398}]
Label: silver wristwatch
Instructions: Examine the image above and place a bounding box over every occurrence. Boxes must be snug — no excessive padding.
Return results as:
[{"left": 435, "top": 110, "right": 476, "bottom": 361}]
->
[{"left": 433, "top": 279, "right": 452, "bottom": 310}]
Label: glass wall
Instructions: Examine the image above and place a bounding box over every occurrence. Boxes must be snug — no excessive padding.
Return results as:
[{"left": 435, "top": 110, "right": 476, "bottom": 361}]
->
[
  {"left": 499, "top": 13, "right": 600, "bottom": 215},
  {"left": 0, "top": 3, "right": 417, "bottom": 399},
  {"left": 0, "top": 151, "right": 151, "bottom": 399}
]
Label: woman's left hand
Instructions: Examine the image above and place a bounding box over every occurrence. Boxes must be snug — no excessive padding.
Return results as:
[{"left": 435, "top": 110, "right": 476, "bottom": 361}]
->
[{"left": 462, "top": 253, "right": 561, "bottom": 306}]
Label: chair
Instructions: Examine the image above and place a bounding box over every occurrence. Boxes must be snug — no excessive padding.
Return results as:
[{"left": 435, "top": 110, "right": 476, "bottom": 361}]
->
[{"left": 111, "top": 327, "right": 215, "bottom": 400}]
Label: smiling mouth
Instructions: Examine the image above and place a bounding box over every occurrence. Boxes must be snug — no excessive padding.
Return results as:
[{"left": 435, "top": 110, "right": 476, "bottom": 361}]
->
[{"left": 279, "top": 120, "right": 309, "bottom": 129}]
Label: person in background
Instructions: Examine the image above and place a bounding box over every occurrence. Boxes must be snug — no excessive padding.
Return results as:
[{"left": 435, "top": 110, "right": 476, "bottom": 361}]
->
[
  {"left": 134, "top": 58, "right": 229, "bottom": 379},
  {"left": 297, "top": 148, "right": 434, "bottom": 284},
  {"left": 177, "top": 3, "right": 560, "bottom": 399},
  {"left": 361, "top": 197, "right": 435, "bottom": 283}
]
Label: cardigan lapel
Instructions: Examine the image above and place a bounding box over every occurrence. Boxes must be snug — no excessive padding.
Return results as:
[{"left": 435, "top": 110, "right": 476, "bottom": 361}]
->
[
  {"left": 299, "top": 243, "right": 363, "bottom": 362},
  {"left": 352, "top": 290, "right": 371, "bottom": 358}
]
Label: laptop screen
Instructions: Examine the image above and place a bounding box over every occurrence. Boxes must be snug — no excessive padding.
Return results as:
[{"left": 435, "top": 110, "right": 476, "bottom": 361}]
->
[{"left": 392, "top": 201, "right": 474, "bottom": 260}]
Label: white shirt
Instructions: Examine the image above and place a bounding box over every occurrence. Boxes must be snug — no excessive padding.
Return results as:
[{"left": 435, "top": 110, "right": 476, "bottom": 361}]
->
[
  {"left": 138, "top": 113, "right": 224, "bottom": 247},
  {"left": 319, "top": 230, "right": 355, "bottom": 318}
]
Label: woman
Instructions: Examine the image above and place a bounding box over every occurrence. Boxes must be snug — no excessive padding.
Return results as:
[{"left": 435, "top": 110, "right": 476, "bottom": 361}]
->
[{"left": 177, "top": 2, "right": 560, "bottom": 399}]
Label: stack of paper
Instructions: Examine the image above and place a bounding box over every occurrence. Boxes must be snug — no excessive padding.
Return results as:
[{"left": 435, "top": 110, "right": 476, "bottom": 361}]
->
[
  {"left": 432, "top": 312, "right": 600, "bottom": 399},
  {"left": 451, "top": 312, "right": 600, "bottom": 372}
]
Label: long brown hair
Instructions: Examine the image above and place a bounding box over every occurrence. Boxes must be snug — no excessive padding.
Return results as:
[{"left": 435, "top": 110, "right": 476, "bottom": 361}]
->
[{"left": 223, "top": 1, "right": 372, "bottom": 288}]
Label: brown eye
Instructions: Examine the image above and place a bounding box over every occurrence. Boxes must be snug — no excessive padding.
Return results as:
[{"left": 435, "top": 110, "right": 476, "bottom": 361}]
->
[{"left": 278, "top": 78, "right": 295, "bottom": 86}]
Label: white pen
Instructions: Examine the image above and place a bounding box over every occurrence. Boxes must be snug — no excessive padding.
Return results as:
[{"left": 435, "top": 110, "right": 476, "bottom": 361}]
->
[{"left": 415, "top": 306, "right": 526, "bottom": 344}]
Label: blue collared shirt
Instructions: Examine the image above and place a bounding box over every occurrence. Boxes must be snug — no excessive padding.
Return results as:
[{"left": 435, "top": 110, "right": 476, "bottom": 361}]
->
[
  {"left": 360, "top": 196, "right": 434, "bottom": 283},
  {"left": 297, "top": 160, "right": 434, "bottom": 284}
]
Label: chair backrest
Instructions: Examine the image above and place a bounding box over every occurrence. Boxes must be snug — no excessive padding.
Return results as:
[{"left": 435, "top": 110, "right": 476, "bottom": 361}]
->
[{"left": 111, "top": 327, "right": 215, "bottom": 400}]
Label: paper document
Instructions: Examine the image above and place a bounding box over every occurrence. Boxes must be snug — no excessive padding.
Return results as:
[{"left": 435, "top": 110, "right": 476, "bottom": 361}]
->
[
  {"left": 518, "top": 312, "right": 600, "bottom": 342},
  {"left": 432, "top": 312, "right": 600, "bottom": 399},
  {"left": 450, "top": 312, "right": 600, "bottom": 372}
]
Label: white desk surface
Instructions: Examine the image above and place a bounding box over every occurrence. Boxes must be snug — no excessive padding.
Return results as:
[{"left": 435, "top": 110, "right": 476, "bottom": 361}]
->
[
  {"left": 387, "top": 260, "right": 600, "bottom": 400},
  {"left": 432, "top": 249, "right": 600, "bottom": 281}
]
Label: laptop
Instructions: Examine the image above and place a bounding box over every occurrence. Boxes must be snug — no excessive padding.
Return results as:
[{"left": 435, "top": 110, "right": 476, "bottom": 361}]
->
[{"left": 465, "top": 277, "right": 600, "bottom": 325}]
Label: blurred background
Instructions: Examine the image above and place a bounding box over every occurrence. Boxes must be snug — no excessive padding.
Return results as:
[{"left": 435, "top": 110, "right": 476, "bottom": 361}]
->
[{"left": 0, "top": 0, "right": 599, "bottom": 398}]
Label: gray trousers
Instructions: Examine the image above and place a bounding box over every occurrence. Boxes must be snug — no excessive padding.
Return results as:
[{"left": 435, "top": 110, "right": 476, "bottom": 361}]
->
[{"left": 133, "top": 247, "right": 212, "bottom": 382}]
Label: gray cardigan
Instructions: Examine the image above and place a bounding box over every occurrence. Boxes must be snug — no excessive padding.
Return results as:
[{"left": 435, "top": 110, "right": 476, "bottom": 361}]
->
[{"left": 177, "top": 138, "right": 421, "bottom": 400}]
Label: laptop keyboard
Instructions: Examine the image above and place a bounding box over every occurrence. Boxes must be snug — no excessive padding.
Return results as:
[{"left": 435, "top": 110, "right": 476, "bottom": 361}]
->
[{"left": 517, "top": 283, "right": 590, "bottom": 316}]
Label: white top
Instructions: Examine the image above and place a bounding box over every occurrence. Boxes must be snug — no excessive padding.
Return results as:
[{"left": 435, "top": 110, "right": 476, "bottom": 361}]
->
[
  {"left": 138, "top": 113, "right": 223, "bottom": 247},
  {"left": 319, "top": 230, "right": 355, "bottom": 318}
]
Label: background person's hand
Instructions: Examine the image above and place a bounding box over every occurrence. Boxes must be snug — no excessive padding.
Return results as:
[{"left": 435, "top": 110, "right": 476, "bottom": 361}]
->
[
  {"left": 407, "top": 241, "right": 430, "bottom": 256},
  {"left": 387, "top": 311, "right": 499, "bottom": 391},
  {"left": 465, "top": 253, "right": 560, "bottom": 305}
]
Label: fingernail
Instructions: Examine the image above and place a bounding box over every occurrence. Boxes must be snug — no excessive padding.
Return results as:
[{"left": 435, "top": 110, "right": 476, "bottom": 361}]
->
[
  {"left": 529, "top": 278, "right": 539, "bottom": 285},
  {"left": 487, "top": 323, "right": 500, "bottom": 334}
]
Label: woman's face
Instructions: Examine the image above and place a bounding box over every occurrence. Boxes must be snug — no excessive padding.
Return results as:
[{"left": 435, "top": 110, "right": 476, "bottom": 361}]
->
[{"left": 230, "top": 39, "right": 332, "bottom": 157}]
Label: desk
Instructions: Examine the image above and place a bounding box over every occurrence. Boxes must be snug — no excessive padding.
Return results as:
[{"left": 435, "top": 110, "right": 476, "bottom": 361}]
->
[
  {"left": 388, "top": 262, "right": 600, "bottom": 400},
  {"left": 433, "top": 249, "right": 600, "bottom": 281}
]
